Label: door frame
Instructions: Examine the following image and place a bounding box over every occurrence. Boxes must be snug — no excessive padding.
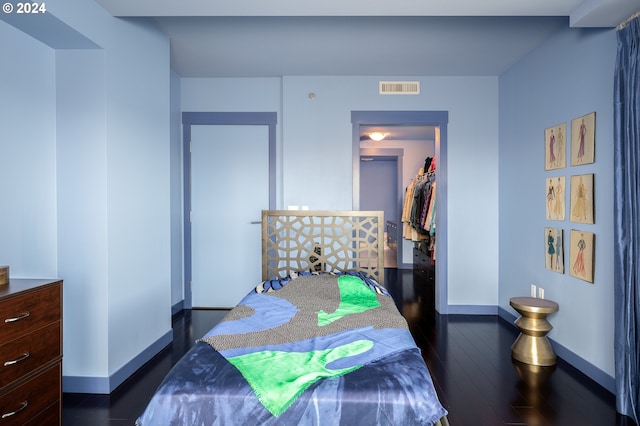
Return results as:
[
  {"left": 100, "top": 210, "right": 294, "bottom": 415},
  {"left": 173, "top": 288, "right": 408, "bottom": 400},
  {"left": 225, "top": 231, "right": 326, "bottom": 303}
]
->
[
  {"left": 352, "top": 110, "right": 449, "bottom": 314},
  {"left": 182, "top": 112, "right": 277, "bottom": 309},
  {"left": 359, "top": 148, "right": 404, "bottom": 269}
]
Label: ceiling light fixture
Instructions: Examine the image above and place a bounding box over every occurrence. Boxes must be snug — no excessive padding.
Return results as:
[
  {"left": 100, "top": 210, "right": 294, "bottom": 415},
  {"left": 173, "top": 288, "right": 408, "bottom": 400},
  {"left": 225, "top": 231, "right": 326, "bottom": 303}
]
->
[{"left": 368, "top": 132, "right": 387, "bottom": 142}]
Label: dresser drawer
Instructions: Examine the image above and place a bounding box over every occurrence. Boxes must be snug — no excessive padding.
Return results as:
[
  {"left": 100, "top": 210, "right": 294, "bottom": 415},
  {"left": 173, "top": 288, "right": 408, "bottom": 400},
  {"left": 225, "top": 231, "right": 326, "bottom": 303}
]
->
[
  {"left": 413, "top": 248, "right": 429, "bottom": 266},
  {"left": 0, "top": 363, "right": 60, "bottom": 425},
  {"left": 0, "top": 285, "right": 61, "bottom": 344},
  {"left": 0, "top": 321, "right": 61, "bottom": 390},
  {"left": 23, "top": 401, "right": 60, "bottom": 426}
]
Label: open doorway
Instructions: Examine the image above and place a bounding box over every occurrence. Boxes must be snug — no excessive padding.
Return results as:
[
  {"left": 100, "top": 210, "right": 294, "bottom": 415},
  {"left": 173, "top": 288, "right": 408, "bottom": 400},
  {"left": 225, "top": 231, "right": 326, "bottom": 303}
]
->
[
  {"left": 359, "top": 151, "right": 401, "bottom": 268},
  {"left": 359, "top": 127, "right": 435, "bottom": 269},
  {"left": 352, "top": 111, "right": 449, "bottom": 314}
]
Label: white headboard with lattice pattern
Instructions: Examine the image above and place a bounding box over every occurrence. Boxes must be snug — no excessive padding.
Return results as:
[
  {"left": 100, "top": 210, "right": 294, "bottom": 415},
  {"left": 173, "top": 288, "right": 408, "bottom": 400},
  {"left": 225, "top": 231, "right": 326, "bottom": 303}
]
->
[{"left": 261, "top": 210, "right": 385, "bottom": 286}]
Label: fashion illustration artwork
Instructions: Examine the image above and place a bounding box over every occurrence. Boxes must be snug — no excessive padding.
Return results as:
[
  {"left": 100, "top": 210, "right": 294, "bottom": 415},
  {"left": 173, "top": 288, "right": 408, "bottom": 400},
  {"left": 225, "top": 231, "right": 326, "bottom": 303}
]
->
[
  {"left": 571, "top": 112, "right": 595, "bottom": 166},
  {"left": 569, "top": 229, "right": 594, "bottom": 283},
  {"left": 545, "top": 123, "right": 566, "bottom": 170},
  {"left": 545, "top": 227, "right": 564, "bottom": 274},
  {"left": 545, "top": 176, "right": 566, "bottom": 221},
  {"left": 570, "top": 174, "right": 594, "bottom": 224}
]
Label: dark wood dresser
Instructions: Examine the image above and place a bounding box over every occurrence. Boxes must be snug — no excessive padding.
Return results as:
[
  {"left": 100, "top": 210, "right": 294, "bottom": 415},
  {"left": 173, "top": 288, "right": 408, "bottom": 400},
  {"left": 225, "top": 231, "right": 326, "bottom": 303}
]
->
[{"left": 0, "top": 279, "right": 62, "bottom": 425}]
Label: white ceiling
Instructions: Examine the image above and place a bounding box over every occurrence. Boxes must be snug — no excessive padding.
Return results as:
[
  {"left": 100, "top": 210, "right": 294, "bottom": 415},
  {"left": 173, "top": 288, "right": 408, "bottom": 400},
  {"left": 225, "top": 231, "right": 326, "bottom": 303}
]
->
[{"left": 93, "top": 0, "right": 639, "bottom": 78}]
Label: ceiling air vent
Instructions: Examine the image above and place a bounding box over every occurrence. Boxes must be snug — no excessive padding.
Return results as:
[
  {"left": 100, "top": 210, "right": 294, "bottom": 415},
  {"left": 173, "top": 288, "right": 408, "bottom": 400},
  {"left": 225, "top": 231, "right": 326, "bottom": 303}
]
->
[{"left": 379, "top": 81, "right": 420, "bottom": 95}]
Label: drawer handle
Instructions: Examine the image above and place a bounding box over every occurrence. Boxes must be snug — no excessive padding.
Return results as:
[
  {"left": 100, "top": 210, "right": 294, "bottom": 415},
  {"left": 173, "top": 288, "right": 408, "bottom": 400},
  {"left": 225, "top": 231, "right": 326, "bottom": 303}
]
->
[
  {"left": 1, "top": 401, "right": 28, "bottom": 419},
  {"left": 4, "top": 311, "right": 31, "bottom": 323},
  {"left": 3, "top": 352, "right": 30, "bottom": 367}
]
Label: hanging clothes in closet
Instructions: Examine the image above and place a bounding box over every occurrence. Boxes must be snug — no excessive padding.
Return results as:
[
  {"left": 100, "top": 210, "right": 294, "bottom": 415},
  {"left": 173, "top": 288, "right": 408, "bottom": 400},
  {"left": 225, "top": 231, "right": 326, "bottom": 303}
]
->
[{"left": 401, "top": 157, "right": 436, "bottom": 259}]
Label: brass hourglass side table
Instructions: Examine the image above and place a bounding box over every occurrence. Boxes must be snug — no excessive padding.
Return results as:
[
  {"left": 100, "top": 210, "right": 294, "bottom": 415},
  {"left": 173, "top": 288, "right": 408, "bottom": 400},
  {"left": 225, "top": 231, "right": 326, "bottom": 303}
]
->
[{"left": 509, "top": 297, "right": 559, "bottom": 366}]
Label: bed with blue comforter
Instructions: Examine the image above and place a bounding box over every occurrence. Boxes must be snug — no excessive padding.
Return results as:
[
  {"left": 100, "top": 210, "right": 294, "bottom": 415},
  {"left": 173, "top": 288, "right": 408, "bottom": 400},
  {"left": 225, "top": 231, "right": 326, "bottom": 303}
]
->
[
  {"left": 136, "top": 210, "right": 448, "bottom": 425},
  {"left": 136, "top": 272, "right": 447, "bottom": 425}
]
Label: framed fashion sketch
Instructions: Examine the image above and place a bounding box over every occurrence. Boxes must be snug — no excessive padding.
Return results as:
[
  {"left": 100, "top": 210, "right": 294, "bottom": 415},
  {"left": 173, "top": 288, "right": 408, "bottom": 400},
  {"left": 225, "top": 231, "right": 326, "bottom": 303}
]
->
[
  {"left": 570, "top": 112, "right": 595, "bottom": 166},
  {"left": 570, "top": 174, "right": 594, "bottom": 224},
  {"left": 545, "top": 123, "right": 566, "bottom": 170},
  {"left": 569, "top": 229, "right": 594, "bottom": 283},
  {"left": 545, "top": 227, "right": 564, "bottom": 274},
  {"left": 545, "top": 176, "right": 566, "bottom": 221}
]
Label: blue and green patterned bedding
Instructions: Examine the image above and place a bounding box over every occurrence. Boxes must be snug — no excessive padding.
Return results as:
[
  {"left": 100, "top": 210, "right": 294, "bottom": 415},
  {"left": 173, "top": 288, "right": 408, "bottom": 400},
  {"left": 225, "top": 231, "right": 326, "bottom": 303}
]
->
[{"left": 136, "top": 272, "right": 448, "bottom": 425}]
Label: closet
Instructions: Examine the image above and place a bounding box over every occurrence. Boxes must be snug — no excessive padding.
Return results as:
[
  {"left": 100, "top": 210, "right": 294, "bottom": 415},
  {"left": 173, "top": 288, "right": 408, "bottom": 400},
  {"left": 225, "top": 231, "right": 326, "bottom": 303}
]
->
[{"left": 402, "top": 157, "right": 436, "bottom": 314}]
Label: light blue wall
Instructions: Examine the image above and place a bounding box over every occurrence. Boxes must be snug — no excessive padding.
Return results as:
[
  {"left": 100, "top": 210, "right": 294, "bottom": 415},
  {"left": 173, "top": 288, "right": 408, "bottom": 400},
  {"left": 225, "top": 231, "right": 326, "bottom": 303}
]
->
[
  {"left": 1, "top": 1, "right": 173, "bottom": 392},
  {"left": 170, "top": 70, "right": 184, "bottom": 310},
  {"left": 0, "top": 21, "right": 57, "bottom": 277},
  {"left": 56, "top": 49, "right": 109, "bottom": 377},
  {"left": 499, "top": 26, "right": 616, "bottom": 386},
  {"left": 182, "top": 75, "right": 500, "bottom": 308}
]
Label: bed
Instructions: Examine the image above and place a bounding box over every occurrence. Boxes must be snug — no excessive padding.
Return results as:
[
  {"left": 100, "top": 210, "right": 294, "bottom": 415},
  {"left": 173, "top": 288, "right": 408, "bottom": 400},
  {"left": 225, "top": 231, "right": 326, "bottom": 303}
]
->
[{"left": 136, "top": 210, "right": 448, "bottom": 425}]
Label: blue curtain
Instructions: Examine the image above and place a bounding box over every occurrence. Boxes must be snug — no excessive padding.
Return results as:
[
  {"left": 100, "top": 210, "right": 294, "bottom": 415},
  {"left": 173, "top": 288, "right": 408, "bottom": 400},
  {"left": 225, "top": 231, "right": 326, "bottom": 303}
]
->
[{"left": 614, "top": 14, "right": 640, "bottom": 425}]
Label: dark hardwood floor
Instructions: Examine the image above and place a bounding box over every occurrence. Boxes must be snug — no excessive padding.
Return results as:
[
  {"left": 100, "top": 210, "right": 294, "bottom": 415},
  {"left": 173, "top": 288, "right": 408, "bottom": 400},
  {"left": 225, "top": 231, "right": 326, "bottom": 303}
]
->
[{"left": 62, "top": 269, "right": 635, "bottom": 425}]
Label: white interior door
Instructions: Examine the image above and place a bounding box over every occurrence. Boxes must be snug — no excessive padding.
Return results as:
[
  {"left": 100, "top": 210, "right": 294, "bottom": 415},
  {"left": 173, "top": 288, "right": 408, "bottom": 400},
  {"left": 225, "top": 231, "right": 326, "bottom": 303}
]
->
[{"left": 191, "top": 125, "right": 269, "bottom": 308}]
